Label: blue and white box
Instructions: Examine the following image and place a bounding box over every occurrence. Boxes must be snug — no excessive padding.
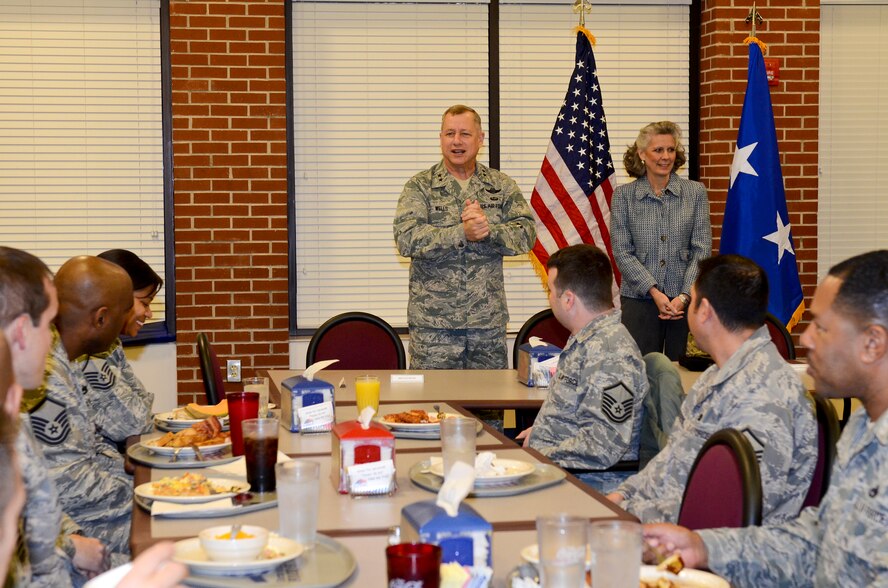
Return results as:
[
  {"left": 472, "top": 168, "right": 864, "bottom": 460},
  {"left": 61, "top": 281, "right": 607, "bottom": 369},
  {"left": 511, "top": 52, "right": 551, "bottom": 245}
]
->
[
  {"left": 280, "top": 375, "right": 335, "bottom": 432},
  {"left": 400, "top": 500, "right": 492, "bottom": 567},
  {"left": 516, "top": 341, "right": 561, "bottom": 387}
]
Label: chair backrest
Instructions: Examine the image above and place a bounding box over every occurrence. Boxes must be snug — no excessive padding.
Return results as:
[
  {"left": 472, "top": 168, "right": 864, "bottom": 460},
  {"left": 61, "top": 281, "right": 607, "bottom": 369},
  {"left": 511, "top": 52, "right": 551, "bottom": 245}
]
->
[
  {"left": 764, "top": 312, "right": 796, "bottom": 360},
  {"left": 677, "top": 428, "right": 763, "bottom": 531},
  {"left": 802, "top": 394, "right": 840, "bottom": 509},
  {"left": 197, "top": 332, "right": 225, "bottom": 405},
  {"left": 512, "top": 309, "right": 571, "bottom": 369},
  {"left": 306, "top": 312, "right": 406, "bottom": 370},
  {"left": 638, "top": 352, "right": 685, "bottom": 468}
]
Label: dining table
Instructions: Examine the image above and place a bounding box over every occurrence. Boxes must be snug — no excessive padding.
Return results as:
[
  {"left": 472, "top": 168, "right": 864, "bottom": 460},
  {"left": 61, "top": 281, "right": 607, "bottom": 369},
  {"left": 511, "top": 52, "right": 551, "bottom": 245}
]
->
[{"left": 129, "top": 391, "right": 635, "bottom": 587}]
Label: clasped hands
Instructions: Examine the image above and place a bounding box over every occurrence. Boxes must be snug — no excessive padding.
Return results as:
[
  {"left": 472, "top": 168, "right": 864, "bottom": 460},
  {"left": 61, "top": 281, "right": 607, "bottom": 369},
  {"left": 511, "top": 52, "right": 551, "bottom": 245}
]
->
[
  {"left": 462, "top": 199, "right": 489, "bottom": 241},
  {"left": 651, "top": 289, "right": 686, "bottom": 321}
]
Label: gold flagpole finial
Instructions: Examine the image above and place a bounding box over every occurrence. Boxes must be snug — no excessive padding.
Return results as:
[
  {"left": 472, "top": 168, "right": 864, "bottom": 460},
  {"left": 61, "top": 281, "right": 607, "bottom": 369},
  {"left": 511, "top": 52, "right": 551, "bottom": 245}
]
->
[
  {"left": 745, "top": 3, "right": 763, "bottom": 38},
  {"left": 743, "top": 3, "right": 768, "bottom": 54},
  {"left": 572, "top": 0, "right": 591, "bottom": 28}
]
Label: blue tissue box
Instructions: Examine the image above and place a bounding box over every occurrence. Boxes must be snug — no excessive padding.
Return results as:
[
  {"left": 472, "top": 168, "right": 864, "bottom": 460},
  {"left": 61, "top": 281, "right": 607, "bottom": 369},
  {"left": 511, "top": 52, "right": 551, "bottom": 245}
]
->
[
  {"left": 516, "top": 342, "right": 561, "bottom": 387},
  {"left": 400, "top": 500, "right": 492, "bottom": 567},
  {"left": 280, "top": 375, "right": 335, "bottom": 432}
]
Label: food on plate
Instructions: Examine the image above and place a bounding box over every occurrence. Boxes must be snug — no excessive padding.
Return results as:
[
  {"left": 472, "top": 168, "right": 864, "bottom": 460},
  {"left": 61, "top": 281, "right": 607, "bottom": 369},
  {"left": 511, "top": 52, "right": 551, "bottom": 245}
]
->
[
  {"left": 184, "top": 399, "right": 229, "bottom": 419},
  {"left": 639, "top": 554, "right": 686, "bottom": 588},
  {"left": 382, "top": 409, "right": 441, "bottom": 424},
  {"left": 150, "top": 473, "right": 241, "bottom": 497},
  {"left": 215, "top": 529, "right": 256, "bottom": 540},
  {"left": 147, "top": 416, "right": 229, "bottom": 448}
]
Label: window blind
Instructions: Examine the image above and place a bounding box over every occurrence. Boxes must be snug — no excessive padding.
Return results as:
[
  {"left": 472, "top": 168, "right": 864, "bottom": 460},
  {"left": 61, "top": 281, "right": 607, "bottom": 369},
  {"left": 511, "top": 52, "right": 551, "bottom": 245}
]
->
[
  {"left": 0, "top": 0, "right": 167, "bottom": 321},
  {"left": 819, "top": 4, "right": 888, "bottom": 278},
  {"left": 291, "top": 0, "right": 690, "bottom": 331}
]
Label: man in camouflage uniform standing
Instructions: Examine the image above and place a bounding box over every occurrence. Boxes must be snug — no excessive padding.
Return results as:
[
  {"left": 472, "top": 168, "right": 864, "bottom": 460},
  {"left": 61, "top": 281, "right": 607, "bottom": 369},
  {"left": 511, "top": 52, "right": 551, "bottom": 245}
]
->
[
  {"left": 645, "top": 250, "right": 888, "bottom": 586},
  {"left": 608, "top": 255, "right": 816, "bottom": 524},
  {"left": 29, "top": 256, "right": 134, "bottom": 558},
  {"left": 394, "top": 104, "right": 536, "bottom": 369},
  {"left": 517, "top": 244, "right": 647, "bottom": 493}
]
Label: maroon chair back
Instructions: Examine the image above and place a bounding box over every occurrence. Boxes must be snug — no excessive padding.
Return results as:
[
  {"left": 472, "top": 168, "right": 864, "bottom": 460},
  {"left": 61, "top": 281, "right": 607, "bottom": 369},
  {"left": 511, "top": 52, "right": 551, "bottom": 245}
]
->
[
  {"left": 802, "top": 394, "right": 840, "bottom": 509},
  {"left": 307, "top": 312, "right": 406, "bottom": 370},
  {"left": 764, "top": 312, "right": 796, "bottom": 360},
  {"left": 512, "top": 309, "right": 571, "bottom": 368},
  {"left": 677, "top": 428, "right": 762, "bottom": 531},
  {"left": 197, "top": 332, "right": 225, "bottom": 405}
]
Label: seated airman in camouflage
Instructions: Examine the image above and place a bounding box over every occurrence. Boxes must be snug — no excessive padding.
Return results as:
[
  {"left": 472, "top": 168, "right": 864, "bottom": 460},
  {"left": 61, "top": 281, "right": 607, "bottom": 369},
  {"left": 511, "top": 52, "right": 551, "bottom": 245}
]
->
[
  {"left": 609, "top": 255, "right": 816, "bottom": 524},
  {"left": 517, "top": 244, "right": 648, "bottom": 493},
  {"left": 644, "top": 250, "right": 888, "bottom": 586},
  {"left": 393, "top": 104, "right": 535, "bottom": 370},
  {"left": 29, "top": 256, "right": 135, "bottom": 559},
  {"left": 0, "top": 247, "right": 109, "bottom": 586}
]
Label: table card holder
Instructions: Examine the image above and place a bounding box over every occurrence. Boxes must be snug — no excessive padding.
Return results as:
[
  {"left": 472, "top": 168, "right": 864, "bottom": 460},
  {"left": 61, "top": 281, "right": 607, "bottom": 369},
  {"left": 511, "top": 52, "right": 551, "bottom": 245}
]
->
[
  {"left": 331, "top": 408, "right": 396, "bottom": 494},
  {"left": 516, "top": 337, "right": 561, "bottom": 388},
  {"left": 281, "top": 360, "right": 337, "bottom": 432}
]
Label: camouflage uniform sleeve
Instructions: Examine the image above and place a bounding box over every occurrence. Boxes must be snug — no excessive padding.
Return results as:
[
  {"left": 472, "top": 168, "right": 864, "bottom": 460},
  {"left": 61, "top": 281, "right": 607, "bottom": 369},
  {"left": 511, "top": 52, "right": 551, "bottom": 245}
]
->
[
  {"left": 485, "top": 174, "right": 535, "bottom": 256},
  {"left": 393, "top": 173, "right": 466, "bottom": 260},
  {"left": 698, "top": 508, "right": 819, "bottom": 586},
  {"left": 15, "top": 418, "right": 74, "bottom": 588},
  {"left": 83, "top": 343, "right": 154, "bottom": 441}
]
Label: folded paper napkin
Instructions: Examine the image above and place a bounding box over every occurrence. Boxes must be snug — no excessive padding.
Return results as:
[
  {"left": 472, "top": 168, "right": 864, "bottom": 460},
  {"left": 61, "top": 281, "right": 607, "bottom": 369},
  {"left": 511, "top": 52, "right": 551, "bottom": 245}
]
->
[
  {"left": 436, "top": 461, "right": 475, "bottom": 516},
  {"left": 206, "top": 451, "right": 292, "bottom": 478},
  {"left": 151, "top": 497, "right": 233, "bottom": 517},
  {"left": 428, "top": 452, "right": 505, "bottom": 477}
]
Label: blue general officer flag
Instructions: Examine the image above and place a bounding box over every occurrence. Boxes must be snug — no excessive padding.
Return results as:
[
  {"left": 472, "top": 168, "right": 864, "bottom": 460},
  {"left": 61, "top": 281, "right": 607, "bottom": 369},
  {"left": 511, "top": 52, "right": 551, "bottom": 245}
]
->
[{"left": 720, "top": 42, "right": 805, "bottom": 330}]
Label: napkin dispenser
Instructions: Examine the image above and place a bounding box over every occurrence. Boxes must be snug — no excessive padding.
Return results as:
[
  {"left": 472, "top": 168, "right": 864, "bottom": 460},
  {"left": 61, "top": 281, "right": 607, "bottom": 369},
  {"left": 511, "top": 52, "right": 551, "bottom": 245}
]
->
[
  {"left": 281, "top": 375, "right": 335, "bottom": 432},
  {"left": 331, "top": 420, "right": 395, "bottom": 494},
  {"left": 516, "top": 341, "right": 561, "bottom": 387},
  {"left": 400, "top": 500, "right": 492, "bottom": 567}
]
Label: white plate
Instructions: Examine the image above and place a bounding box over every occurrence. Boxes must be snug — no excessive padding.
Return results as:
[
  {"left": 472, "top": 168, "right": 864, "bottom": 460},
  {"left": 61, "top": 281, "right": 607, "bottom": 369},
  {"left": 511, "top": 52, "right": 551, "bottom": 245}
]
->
[
  {"left": 640, "top": 565, "right": 730, "bottom": 587},
  {"left": 428, "top": 458, "right": 536, "bottom": 486},
  {"left": 134, "top": 477, "right": 250, "bottom": 504},
  {"left": 519, "top": 544, "right": 592, "bottom": 569},
  {"left": 155, "top": 409, "right": 230, "bottom": 427},
  {"left": 141, "top": 439, "right": 231, "bottom": 457},
  {"left": 380, "top": 412, "right": 461, "bottom": 430},
  {"left": 174, "top": 535, "right": 303, "bottom": 576}
]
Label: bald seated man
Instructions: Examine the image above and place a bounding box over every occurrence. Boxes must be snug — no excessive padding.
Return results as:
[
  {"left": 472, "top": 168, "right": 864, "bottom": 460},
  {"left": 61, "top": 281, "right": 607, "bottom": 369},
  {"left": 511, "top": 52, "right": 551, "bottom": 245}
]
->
[{"left": 27, "top": 256, "right": 135, "bottom": 560}]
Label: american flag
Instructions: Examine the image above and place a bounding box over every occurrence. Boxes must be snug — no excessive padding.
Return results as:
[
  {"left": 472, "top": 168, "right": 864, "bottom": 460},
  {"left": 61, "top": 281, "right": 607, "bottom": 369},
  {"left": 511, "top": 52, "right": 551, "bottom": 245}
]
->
[{"left": 530, "top": 30, "right": 621, "bottom": 290}]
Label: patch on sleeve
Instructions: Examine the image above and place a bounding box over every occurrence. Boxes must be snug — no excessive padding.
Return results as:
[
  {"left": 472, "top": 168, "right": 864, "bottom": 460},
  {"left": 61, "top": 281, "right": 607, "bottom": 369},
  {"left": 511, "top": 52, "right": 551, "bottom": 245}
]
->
[
  {"left": 601, "top": 382, "right": 634, "bottom": 424},
  {"left": 30, "top": 396, "right": 71, "bottom": 445},
  {"left": 82, "top": 359, "right": 116, "bottom": 393},
  {"left": 738, "top": 427, "right": 765, "bottom": 462}
]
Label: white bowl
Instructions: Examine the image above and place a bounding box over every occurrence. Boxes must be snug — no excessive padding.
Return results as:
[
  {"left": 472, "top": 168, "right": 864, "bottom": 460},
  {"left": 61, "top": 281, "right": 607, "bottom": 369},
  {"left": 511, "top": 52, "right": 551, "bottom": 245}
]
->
[{"left": 198, "top": 525, "right": 269, "bottom": 562}]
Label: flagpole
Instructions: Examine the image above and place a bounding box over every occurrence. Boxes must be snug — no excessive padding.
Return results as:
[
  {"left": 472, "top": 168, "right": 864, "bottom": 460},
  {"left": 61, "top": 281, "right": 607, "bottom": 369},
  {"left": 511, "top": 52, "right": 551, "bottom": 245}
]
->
[
  {"left": 572, "top": 0, "right": 590, "bottom": 29},
  {"left": 743, "top": 5, "right": 768, "bottom": 54}
]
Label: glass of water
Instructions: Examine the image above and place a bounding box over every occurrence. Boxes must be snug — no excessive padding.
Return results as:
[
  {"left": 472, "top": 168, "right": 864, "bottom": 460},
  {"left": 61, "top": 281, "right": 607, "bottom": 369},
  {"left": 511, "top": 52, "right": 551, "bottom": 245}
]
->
[
  {"left": 440, "top": 416, "right": 476, "bottom": 478},
  {"left": 588, "top": 520, "right": 641, "bottom": 588},
  {"left": 275, "top": 460, "right": 320, "bottom": 548},
  {"left": 536, "top": 514, "right": 588, "bottom": 588}
]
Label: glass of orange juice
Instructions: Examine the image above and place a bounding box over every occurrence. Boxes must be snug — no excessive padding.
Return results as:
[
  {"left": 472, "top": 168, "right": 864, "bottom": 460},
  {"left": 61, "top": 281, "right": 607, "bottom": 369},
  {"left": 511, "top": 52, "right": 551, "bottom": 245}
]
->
[{"left": 355, "top": 375, "right": 380, "bottom": 416}]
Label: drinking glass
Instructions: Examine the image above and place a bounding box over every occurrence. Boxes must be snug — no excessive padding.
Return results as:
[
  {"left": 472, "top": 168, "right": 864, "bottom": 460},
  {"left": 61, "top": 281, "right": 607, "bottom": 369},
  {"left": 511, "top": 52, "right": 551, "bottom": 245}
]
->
[
  {"left": 588, "top": 520, "right": 642, "bottom": 588},
  {"left": 386, "top": 543, "right": 441, "bottom": 588},
  {"left": 242, "top": 418, "right": 279, "bottom": 493},
  {"left": 354, "top": 375, "right": 380, "bottom": 415},
  {"left": 440, "top": 416, "right": 476, "bottom": 478},
  {"left": 275, "top": 460, "right": 320, "bottom": 548},
  {"left": 536, "top": 514, "right": 588, "bottom": 588},
  {"left": 243, "top": 376, "right": 270, "bottom": 417},
  {"left": 226, "top": 391, "right": 259, "bottom": 456}
]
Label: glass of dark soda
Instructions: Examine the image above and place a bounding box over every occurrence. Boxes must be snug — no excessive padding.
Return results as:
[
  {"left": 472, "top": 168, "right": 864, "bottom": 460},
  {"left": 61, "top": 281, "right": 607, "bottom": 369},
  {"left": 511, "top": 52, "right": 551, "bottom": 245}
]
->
[{"left": 242, "top": 418, "right": 280, "bottom": 493}]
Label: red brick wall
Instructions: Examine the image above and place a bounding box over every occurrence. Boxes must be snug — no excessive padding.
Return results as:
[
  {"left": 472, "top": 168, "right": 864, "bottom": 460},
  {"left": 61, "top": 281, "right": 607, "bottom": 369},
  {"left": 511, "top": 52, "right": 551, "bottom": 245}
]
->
[
  {"left": 699, "top": 0, "right": 820, "bottom": 353},
  {"left": 170, "top": 0, "right": 289, "bottom": 403}
]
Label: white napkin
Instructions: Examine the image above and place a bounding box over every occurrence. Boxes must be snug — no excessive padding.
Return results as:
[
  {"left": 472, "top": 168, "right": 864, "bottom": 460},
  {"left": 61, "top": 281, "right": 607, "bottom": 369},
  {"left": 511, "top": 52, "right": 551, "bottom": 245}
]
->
[
  {"left": 528, "top": 336, "right": 547, "bottom": 347},
  {"left": 207, "top": 451, "right": 292, "bottom": 478},
  {"left": 303, "top": 359, "right": 338, "bottom": 381},
  {"left": 150, "top": 497, "right": 232, "bottom": 516},
  {"left": 474, "top": 452, "right": 506, "bottom": 476},
  {"left": 358, "top": 406, "right": 375, "bottom": 429},
  {"left": 436, "top": 461, "right": 475, "bottom": 516}
]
